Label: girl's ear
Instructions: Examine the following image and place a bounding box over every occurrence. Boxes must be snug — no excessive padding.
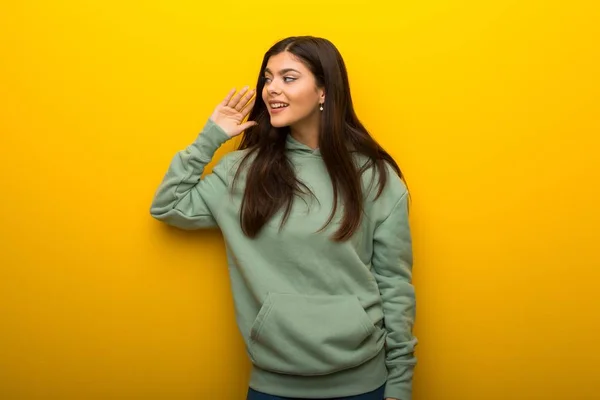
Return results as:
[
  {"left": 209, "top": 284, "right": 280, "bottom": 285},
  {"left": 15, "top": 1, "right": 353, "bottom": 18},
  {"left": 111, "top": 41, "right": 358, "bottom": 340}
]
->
[{"left": 319, "top": 89, "right": 325, "bottom": 103}]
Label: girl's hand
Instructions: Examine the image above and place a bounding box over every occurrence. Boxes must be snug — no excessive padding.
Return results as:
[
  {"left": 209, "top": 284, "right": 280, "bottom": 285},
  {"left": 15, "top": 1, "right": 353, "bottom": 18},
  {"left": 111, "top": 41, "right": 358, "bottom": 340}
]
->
[{"left": 209, "top": 86, "right": 257, "bottom": 138}]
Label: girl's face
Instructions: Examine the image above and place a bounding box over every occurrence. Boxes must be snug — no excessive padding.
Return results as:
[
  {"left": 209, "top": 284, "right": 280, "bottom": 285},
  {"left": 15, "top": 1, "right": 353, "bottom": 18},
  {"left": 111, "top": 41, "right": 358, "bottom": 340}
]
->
[{"left": 262, "top": 51, "right": 325, "bottom": 129}]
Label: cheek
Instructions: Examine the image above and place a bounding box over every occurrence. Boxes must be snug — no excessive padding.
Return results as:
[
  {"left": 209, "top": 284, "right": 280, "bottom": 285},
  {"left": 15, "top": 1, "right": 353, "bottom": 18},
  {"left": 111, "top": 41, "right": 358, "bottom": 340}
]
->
[
  {"left": 262, "top": 87, "right": 268, "bottom": 103},
  {"left": 290, "top": 89, "right": 318, "bottom": 109}
]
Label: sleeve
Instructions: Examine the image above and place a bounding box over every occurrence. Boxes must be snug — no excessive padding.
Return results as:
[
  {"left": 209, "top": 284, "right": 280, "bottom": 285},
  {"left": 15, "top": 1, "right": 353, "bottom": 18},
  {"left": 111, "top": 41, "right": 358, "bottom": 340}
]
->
[
  {"left": 371, "top": 190, "right": 418, "bottom": 400},
  {"left": 149, "top": 118, "right": 231, "bottom": 230}
]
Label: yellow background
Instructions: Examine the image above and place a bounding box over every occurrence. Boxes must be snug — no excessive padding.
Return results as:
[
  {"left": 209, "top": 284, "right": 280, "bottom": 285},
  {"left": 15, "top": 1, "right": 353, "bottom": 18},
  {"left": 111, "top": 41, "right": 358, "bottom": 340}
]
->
[{"left": 1, "top": 0, "right": 599, "bottom": 399}]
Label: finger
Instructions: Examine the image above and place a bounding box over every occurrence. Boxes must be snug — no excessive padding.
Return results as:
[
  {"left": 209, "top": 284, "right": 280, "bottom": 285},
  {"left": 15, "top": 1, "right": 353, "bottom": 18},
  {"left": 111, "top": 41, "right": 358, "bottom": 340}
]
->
[
  {"left": 221, "top": 88, "right": 236, "bottom": 106},
  {"left": 240, "top": 97, "right": 256, "bottom": 118},
  {"left": 227, "top": 86, "right": 249, "bottom": 108},
  {"left": 235, "top": 88, "right": 256, "bottom": 111}
]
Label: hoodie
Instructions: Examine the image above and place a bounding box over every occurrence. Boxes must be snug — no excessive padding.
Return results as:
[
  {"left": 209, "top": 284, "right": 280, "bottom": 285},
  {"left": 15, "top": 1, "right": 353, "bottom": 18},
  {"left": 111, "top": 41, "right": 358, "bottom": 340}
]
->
[{"left": 150, "top": 118, "right": 417, "bottom": 400}]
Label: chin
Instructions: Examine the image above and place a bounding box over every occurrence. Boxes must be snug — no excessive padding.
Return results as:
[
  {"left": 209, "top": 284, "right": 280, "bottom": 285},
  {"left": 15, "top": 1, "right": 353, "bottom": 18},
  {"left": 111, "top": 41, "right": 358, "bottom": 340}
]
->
[{"left": 270, "top": 116, "right": 293, "bottom": 128}]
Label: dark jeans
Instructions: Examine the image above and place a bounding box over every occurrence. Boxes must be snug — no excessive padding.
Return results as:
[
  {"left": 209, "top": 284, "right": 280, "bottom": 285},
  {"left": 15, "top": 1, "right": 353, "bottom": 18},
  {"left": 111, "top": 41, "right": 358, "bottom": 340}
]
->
[{"left": 246, "top": 383, "right": 386, "bottom": 400}]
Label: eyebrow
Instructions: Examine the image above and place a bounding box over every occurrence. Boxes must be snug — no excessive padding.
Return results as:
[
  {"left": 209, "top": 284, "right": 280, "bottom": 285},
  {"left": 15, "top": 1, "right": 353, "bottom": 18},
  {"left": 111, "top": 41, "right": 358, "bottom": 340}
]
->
[{"left": 264, "top": 68, "right": 301, "bottom": 75}]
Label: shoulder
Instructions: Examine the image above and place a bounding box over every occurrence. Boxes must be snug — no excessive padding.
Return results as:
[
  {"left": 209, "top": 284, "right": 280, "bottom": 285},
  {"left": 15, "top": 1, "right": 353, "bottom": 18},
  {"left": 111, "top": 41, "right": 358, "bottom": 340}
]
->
[
  {"left": 356, "top": 155, "right": 407, "bottom": 199},
  {"left": 219, "top": 147, "right": 257, "bottom": 172},
  {"left": 219, "top": 148, "right": 249, "bottom": 165},
  {"left": 381, "top": 161, "right": 408, "bottom": 200},
  {"left": 213, "top": 147, "right": 257, "bottom": 187},
  {"left": 356, "top": 155, "right": 408, "bottom": 221}
]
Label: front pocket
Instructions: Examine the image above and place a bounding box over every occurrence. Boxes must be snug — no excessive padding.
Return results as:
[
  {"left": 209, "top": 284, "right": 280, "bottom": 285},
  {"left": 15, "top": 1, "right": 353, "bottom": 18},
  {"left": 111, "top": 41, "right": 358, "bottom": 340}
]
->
[{"left": 248, "top": 293, "right": 382, "bottom": 376}]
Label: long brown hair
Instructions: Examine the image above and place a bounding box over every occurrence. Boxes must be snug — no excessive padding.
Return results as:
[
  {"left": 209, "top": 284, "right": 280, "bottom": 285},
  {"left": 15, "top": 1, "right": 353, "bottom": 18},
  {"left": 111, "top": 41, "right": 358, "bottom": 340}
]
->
[{"left": 234, "top": 36, "right": 404, "bottom": 241}]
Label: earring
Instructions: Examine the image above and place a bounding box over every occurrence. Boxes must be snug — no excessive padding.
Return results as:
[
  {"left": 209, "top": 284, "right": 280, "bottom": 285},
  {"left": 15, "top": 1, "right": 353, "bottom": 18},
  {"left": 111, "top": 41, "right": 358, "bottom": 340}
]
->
[{"left": 319, "top": 103, "right": 323, "bottom": 111}]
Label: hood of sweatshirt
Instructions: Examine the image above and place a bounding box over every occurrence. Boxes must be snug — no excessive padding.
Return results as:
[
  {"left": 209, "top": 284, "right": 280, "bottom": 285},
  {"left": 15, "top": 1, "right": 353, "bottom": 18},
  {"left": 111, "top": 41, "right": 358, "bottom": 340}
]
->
[{"left": 285, "top": 133, "right": 321, "bottom": 157}]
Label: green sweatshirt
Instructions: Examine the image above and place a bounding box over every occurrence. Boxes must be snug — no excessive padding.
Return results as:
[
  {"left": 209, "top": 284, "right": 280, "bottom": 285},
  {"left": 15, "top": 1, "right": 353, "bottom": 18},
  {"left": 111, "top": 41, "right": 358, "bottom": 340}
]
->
[{"left": 150, "top": 118, "right": 417, "bottom": 400}]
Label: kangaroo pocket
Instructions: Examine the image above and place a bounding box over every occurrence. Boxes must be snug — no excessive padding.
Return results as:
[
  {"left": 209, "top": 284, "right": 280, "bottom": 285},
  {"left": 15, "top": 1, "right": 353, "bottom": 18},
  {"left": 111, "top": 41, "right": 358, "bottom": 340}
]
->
[{"left": 248, "top": 293, "right": 382, "bottom": 376}]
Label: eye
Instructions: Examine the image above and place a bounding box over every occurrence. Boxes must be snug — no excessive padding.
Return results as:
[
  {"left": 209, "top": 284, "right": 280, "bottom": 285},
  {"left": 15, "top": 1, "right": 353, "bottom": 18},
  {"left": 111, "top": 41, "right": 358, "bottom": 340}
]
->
[
  {"left": 263, "top": 76, "right": 272, "bottom": 83},
  {"left": 284, "top": 76, "right": 297, "bottom": 82}
]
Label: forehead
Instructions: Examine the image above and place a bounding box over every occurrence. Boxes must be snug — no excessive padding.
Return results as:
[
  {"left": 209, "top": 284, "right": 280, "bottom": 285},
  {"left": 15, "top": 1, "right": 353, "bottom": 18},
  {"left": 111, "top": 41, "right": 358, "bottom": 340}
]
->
[{"left": 265, "top": 51, "right": 309, "bottom": 74}]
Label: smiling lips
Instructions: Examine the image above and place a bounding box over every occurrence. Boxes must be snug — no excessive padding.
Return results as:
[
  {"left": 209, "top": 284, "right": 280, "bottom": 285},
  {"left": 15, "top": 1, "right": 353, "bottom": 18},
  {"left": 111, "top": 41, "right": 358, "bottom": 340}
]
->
[{"left": 269, "top": 101, "right": 289, "bottom": 114}]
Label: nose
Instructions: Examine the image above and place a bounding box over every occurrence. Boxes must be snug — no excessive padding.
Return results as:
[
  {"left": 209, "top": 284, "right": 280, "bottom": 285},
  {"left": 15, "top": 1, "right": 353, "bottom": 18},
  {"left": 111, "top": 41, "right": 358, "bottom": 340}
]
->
[{"left": 266, "top": 79, "right": 282, "bottom": 95}]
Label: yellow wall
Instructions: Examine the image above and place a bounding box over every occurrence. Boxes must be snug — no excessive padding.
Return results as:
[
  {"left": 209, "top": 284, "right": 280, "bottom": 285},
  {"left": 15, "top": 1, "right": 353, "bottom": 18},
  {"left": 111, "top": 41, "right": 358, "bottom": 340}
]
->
[{"left": 1, "top": 0, "right": 599, "bottom": 399}]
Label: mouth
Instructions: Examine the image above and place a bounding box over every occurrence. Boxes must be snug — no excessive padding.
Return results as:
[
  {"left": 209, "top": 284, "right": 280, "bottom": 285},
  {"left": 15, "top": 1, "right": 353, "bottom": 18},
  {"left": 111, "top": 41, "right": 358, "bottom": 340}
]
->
[{"left": 268, "top": 101, "right": 289, "bottom": 114}]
